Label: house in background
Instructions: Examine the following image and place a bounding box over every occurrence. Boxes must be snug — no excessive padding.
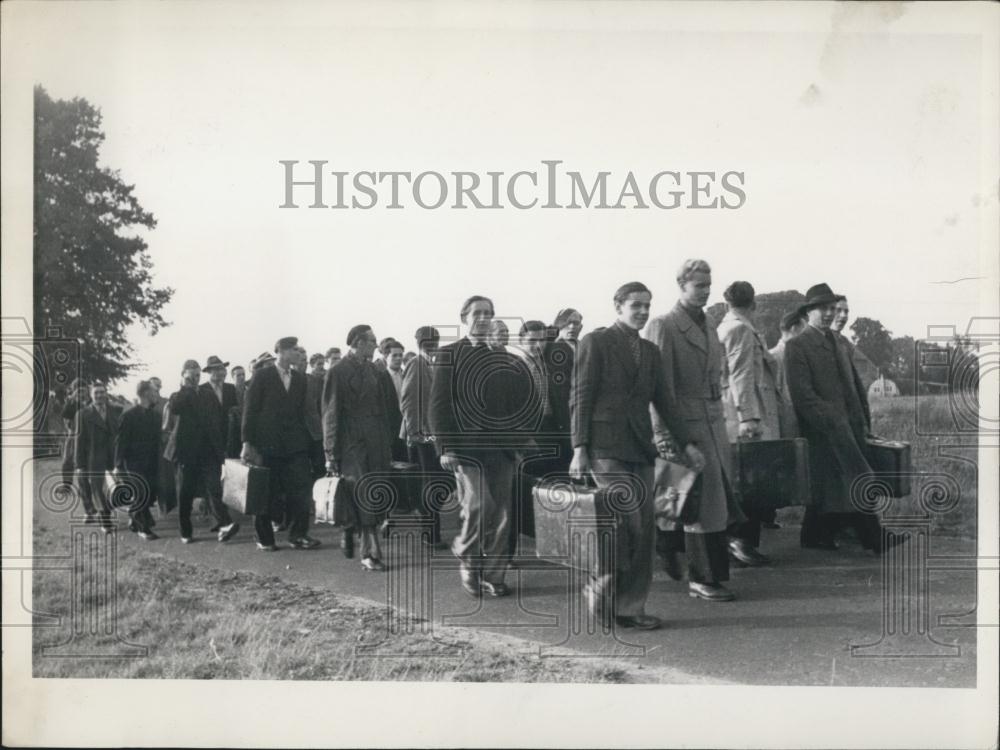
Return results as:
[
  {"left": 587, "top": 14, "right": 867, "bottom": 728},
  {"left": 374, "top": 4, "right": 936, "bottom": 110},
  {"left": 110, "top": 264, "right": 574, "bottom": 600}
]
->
[{"left": 868, "top": 373, "right": 901, "bottom": 399}]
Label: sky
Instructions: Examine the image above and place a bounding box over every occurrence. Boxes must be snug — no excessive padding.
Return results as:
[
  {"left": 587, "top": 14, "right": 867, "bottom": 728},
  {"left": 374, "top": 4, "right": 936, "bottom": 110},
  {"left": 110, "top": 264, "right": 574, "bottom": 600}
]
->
[{"left": 5, "top": 2, "right": 997, "bottom": 395}]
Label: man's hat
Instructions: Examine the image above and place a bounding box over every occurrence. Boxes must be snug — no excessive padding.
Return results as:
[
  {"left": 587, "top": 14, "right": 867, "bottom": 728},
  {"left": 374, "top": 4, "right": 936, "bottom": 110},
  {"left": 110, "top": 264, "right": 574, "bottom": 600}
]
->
[
  {"left": 253, "top": 351, "right": 276, "bottom": 371},
  {"left": 798, "top": 283, "right": 844, "bottom": 316},
  {"left": 203, "top": 355, "right": 229, "bottom": 371},
  {"left": 274, "top": 336, "right": 298, "bottom": 353}
]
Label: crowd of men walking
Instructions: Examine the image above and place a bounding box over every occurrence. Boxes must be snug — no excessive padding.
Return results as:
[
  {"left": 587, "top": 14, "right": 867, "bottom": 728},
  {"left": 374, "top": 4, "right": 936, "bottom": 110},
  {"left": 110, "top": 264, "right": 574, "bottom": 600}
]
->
[{"left": 54, "top": 258, "right": 901, "bottom": 631}]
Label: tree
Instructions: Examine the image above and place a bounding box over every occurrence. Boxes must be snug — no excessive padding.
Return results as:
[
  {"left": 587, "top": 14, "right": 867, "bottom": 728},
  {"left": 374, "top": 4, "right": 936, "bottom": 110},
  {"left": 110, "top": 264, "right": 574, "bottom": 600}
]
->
[
  {"left": 849, "top": 317, "right": 893, "bottom": 372},
  {"left": 886, "top": 335, "right": 916, "bottom": 395},
  {"left": 33, "top": 85, "right": 172, "bottom": 384}
]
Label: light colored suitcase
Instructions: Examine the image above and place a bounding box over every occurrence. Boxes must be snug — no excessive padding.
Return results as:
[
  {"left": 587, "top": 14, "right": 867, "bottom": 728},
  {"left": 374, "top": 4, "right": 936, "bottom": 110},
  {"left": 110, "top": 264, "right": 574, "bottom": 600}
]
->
[
  {"left": 221, "top": 459, "right": 270, "bottom": 515},
  {"left": 313, "top": 474, "right": 355, "bottom": 526}
]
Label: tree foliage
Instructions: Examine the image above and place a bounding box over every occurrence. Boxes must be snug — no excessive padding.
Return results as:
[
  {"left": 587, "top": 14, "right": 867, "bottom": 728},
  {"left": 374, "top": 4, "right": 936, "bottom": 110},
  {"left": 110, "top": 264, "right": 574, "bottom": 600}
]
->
[
  {"left": 849, "top": 316, "right": 893, "bottom": 372},
  {"left": 33, "top": 85, "right": 172, "bottom": 383}
]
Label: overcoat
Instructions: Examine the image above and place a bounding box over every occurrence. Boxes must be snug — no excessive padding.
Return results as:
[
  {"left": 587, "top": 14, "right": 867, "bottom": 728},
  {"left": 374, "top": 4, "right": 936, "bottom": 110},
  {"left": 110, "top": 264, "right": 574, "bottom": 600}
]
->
[
  {"left": 643, "top": 303, "right": 745, "bottom": 534},
  {"left": 785, "top": 324, "right": 872, "bottom": 514},
  {"left": 717, "top": 309, "right": 782, "bottom": 441},
  {"left": 322, "top": 354, "right": 402, "bottom": 526},
  {"left": 74, "top": 404, "right": 122, "bottom": 473}
]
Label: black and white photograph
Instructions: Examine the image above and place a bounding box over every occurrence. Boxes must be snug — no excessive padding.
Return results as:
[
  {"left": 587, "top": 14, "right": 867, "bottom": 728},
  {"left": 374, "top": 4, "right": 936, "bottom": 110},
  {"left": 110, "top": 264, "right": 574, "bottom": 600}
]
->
[{"left": 2, "top": 2, "right": 998, "bottom": 748}]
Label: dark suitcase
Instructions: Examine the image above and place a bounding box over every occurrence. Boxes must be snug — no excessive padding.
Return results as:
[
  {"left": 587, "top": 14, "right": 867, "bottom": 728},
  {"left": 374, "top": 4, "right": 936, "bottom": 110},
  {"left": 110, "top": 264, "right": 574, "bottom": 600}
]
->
[
  {"left": 532, "top": 477, "right": 616, "bottom": 570},
  {"left": 736, "top": 438, "right": 811, "bottom": 510},
  {"left": 866, "top": 437, "right": 912, "bottom": 497},
  {"left": 313, "top": 475, "right": 355, "bottom": 526},
  {"left": 221, "top": 459, "right": 270, "bottom": 515}
]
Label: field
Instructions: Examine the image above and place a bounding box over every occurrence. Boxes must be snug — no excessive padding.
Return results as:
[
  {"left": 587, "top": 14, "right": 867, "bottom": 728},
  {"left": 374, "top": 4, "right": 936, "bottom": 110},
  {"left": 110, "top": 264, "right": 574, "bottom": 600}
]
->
[{"left": 778, "top": 394, "right": 979, "bottom": 538}]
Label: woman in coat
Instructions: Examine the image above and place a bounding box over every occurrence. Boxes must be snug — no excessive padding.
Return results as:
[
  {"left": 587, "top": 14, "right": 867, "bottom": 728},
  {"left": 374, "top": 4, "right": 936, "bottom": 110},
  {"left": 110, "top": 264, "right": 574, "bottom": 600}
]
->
[
  {"left": 643, "top": 259, "right": 746, "bottom": 602},
  {"left": 322, "top": 324, "right": 402, "bottom": 571},
  {"left": 716, "top": 281, "right": 784, "bottom": 566}
]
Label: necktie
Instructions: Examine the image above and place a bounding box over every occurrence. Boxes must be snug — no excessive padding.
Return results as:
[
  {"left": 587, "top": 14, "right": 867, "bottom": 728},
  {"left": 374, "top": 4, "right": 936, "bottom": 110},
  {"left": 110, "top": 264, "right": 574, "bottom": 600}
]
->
[{"left": 627, "top": 331, "right": 641, "bottom": 365}]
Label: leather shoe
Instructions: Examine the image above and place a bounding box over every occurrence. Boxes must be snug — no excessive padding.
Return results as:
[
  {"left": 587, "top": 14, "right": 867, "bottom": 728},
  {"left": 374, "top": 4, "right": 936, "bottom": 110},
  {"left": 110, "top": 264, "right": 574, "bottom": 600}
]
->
[
  {"left": 460, "top": 570, "right": 481, "bottom": 598},
  {"left": 138, "top": 531, "right": 159, "bottom": 541},
  {"left": 290, "top": 536, "right": 321, "bottom": 550},
  {"left": 256, "top": 542, "right": 278, "bottom": 552},
  {"left": 217, "top": 522, "right": 240, "bottom": 543},
  {"left": 688, "top": 582, "right": 735, "bottom": 602},
  {"left": 729, "top": 539, "right": 769, "bottom": 566},
  {"left": 341, "top": 531, "right": 355, "bottom": 559},
  {"left": 615, "top": 614, "right": 663, "bottom": 630},
  {"left": 481, "top": 581, "right": 510, "bottom": 598},
  {"left": 361, "top": 557, "right": 386, "bottom": 571}
]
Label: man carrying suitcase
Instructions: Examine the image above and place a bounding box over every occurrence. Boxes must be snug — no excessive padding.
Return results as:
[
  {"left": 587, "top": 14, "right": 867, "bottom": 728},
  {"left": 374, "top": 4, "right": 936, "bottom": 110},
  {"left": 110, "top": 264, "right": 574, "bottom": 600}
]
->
[
  {"left": 242, "top": 337, "right": 320, "bottom": 551},
  {"left": 570, "top": 282, "right": 703, "bottom": 630}
]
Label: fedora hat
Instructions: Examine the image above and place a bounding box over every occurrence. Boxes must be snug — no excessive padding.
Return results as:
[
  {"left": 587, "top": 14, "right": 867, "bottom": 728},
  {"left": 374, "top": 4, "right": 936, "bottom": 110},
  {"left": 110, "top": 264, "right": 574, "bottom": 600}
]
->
[
  {"left": 203, "top": 355, "right": 229, "bottom": 371},
  {"left": 798, "top": 283, "right": 844, "bottom": 316}
]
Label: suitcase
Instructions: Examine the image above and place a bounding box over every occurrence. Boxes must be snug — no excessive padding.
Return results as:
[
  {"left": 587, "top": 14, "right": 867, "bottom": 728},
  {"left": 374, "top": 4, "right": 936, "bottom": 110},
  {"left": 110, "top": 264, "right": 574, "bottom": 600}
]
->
[
  {"left": 313, "top": 474, "right": 355, "bottom": 526},
  {"left": 221, "top": 459, "right": 270, "bottom": 515},
  {"left": 866, "top": 437, "right": 912, "bottom": 497},
  {"left": 532, "top": 476, "right": 616, "bottom": 570},
  {"left": 736, "top": 438, "right": 811, "bottom": 510}
]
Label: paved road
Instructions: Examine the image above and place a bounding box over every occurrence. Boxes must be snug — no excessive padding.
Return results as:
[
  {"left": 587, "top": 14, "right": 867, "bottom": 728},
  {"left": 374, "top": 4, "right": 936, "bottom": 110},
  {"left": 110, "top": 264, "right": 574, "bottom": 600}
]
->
[{"left": 36, "top": 461, "right": 978, "bottom": 687}]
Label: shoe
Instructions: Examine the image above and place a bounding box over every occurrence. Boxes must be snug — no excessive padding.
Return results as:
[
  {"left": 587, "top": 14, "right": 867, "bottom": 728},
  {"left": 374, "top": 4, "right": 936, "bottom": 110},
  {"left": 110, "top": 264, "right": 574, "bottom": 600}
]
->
[
  {"left": 663, "top": 551, "right": 684, "bottom": 581},
  {"left": 615, "top": 614, "right": 663, "bottom": 630},
  {"left": 181, "top": 536, "right": 194, "bottom": 544},
  {"left": 290, "top": 536, "right": 321, "bottom": 550},
  {"left": 209, "top": 524, "right": 221, "bottom": 533},
  {"left": 101, "top": 525, "right": 115, "bottom": 535},
  {"left": 763, "top": 521, "right": 781, "bottom": 530},
  {"left": 342, "top": 531, "right": 355, "bottom": 559},
  {"left": 138, "top": 531, "right": 159, "bottom": 541},
  {"left": 460, "top": 570, "right": 482, "bottom": 598},
  {"left": 802, "top": 540, "right": 839, "bottom": 551},
  {"left": 256, "top": 542, "right": 279, "bottom": 551},
  {"left": 361, "top": 557, "right": 385, "bottom": 571},
  {"left": 688, "top": 582, "right": 736, "bottom": 602},
  {"left": 217, "top": 522, "right": 240, "bottom": 543},
  {"left": 272, "top": 521, "right": 287, "bottom": 533},
  {"left": 481, "top": 581, "right": 510, "bottom": 598},
  {"left": 729, "top": 539, "right": 769, "bottom": 566}
]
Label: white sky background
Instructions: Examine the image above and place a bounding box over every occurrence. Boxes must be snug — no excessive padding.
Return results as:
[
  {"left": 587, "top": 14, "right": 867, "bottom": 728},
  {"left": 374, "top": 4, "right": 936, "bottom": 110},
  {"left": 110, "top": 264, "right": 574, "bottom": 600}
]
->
[{"left": 10, "top": 2, "right": 995, "bottom": 394}]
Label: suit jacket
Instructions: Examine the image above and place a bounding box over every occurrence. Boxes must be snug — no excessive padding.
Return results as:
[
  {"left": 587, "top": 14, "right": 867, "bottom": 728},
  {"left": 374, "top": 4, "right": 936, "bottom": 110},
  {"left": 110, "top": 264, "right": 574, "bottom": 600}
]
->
[
  {"left": 786, "top": 324, "right": 872, "bottom": 514},
  {"left": 303, "top": 371, "right": 324, "bottom": 442},
  {"left": 544, "top": 339, "right": 574, "bottom": 434},
  {"left": 166, "top": 384, "right": 227, "bottom": 465},
  {"left": 768, "top": 340, "right": 800, "bottom": 437},
  {"left": 199, "top": 381, "right": 239, "bottom": 448},
  {"left": 401, "top": 353, "right": 434, "bottom": 441},
  {"left": 429, "top": 337, "right": 540, "bottom": 458},
  {"left": 643, "top": 304, "right": 744, "bottom": 533},
  {"left": 242, "top": 365, "right": 312, "bottom": 458},
  {"left": 717, "top": 308, "right": 782, "bottom": 441},
  {"left": 571, "top": 323, "right": 677, "bottom": 465},
  {"left": 114, "top": 404, "right": 161, "bottom": 475},
  {"left": 75, "top": 403, "right": 122, "bottom": 472}
]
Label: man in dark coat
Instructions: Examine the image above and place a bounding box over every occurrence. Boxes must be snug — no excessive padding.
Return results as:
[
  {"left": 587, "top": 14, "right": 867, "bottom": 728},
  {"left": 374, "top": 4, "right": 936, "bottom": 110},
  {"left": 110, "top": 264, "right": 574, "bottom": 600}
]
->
[
  {"left": 323, "top": 325, "right": 402, "bottom": 570},
  {"left": 166, "top": 358, "right": 240, "bottom": 544},
  {"left": 572, "top": 282, "right": 697, "bottom": 629},
  {"left": 430, "top": 296, "right": 539, "bottom": 599},
  {"left": 785, "top": 283, "right": 898, "bottom": 553},
  {"left": 60, "top": 378, "right": 90, "bottom": 505},
  {"left": 114, "top": 380, "right": 161, "bottom": 539},
  {"left": 242, "top": 337, "right": 320, "bottom": 551},
  {"left": 74, "top": 382, "right": 121, "bottom": 531},
  {"left": 401, "top": 325, "right": 445, "bottom": 546}
]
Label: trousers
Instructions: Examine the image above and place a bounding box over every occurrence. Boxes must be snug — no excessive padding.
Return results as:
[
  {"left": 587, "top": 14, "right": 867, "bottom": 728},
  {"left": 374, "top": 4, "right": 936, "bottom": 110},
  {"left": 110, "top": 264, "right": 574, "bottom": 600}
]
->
[
  {"left": 175, "top": 460, "right": 232, "bottom": 539},
  {"left": 450, "top": 451, "right": 515, "bottom": 585}
]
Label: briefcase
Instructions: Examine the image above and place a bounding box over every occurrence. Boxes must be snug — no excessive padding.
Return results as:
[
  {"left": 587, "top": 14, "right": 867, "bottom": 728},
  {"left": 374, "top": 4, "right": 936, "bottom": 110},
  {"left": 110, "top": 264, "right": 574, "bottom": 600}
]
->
[
  {"left": 389, "top": 461, "right": 420, "bottom": 514},
  {"left": 221, "top": 459, "right": 270, "bottom": 516},
  {"left": 313, "top": 474, "right": 355, "bottom": 526},
  {"left": 866, "top": 437, "right": 912, "bottom": 497},
  {"left": 532, "top": 476, "right": 616, "bottom": 571},
  {"left": 736, "top": 438, "right": 811, "bottom": 510},
  {"left": 652, "top": 458, "right": 701, "bottom": 529}
]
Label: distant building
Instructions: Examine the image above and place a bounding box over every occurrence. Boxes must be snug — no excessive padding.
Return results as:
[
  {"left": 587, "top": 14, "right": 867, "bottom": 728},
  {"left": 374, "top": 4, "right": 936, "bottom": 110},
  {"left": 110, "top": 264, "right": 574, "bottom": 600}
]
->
[{"left": 869, "top": 373, "right": 900, "bottom": 399}]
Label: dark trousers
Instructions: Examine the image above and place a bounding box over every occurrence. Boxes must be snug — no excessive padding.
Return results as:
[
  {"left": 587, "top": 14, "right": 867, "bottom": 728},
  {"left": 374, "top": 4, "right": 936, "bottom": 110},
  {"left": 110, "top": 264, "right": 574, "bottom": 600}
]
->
[
  {"left": 391, "top": 437, "right": 408, "bottom": 463},
  {"left": 731, "top": 504, "right": 765, "bottom": 549},
  {"left": 658, "top": 529, "right": 730, "bottom": 584},
  {"left": 801, "top": 507, "right": 883, "bottom": 550},
  {"left": 176, "top": 460, "right": 232, "bottom": 539},
  {"left": 408, "top": 440, "right": 443, "bottom": 544},
  {"left": 124, "top": 465, "right": 157, "bottom": 533},
  {"left": 253, "top": 452, "right": 313, "bottom": 545},
  {"left": 79, "top": 473, "right": 112, "bottom": 525}
]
